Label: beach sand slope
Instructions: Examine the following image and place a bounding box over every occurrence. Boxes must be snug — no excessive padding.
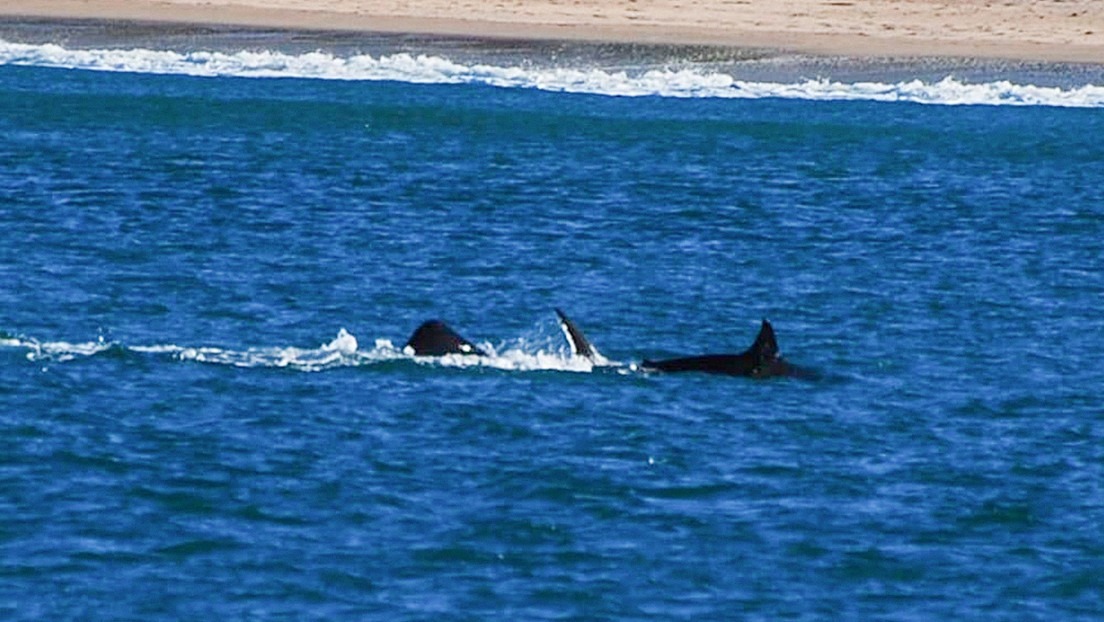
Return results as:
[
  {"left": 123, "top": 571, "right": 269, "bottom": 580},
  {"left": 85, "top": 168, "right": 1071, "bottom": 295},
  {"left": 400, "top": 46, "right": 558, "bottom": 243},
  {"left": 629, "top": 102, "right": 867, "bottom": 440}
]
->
[{"left": 1, "top": 0, "right": 1103, "bottom": 62}]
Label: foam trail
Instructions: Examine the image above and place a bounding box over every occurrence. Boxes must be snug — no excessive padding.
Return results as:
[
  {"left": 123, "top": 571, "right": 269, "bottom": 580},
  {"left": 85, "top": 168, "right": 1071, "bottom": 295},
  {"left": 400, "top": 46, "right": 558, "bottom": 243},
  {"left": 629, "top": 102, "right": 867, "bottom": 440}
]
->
[
  {"left": 2, "top": 39, "right": 1103, "bottom": 108},
  {"left": 1, "top": 335, "right": 115, "bottom": 363},
  {"left": 171, "top": 328, "right": 364, "bottom": 371},
  {"left": 424, "top": 347, "right": 597, "bottom": 374},
  {"left": 1, "top": 329, "right": 600, "bottom": 373}
]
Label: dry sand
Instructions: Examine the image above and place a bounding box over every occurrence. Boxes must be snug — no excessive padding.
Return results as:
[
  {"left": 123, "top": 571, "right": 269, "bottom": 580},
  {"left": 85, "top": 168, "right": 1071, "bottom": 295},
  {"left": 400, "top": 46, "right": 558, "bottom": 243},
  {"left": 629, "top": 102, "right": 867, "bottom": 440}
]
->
[{"left": 2, "top": 0, "right": 1103, "bottom": 63}]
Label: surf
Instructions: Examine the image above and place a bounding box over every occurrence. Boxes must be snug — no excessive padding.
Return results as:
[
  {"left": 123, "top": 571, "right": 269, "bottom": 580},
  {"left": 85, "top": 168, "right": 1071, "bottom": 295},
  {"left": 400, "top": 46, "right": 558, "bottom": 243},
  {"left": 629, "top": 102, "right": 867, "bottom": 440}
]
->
[{"left": 2, "top": 39, "right": 1103, "bottom": 108}]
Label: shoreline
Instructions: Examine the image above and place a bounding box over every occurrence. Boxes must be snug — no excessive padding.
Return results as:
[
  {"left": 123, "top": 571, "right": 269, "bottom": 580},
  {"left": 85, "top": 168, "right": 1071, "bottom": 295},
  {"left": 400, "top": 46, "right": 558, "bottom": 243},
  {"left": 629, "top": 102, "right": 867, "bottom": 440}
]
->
[{"left": 1, "top": 0, "right": 1103, "bottom": 65}]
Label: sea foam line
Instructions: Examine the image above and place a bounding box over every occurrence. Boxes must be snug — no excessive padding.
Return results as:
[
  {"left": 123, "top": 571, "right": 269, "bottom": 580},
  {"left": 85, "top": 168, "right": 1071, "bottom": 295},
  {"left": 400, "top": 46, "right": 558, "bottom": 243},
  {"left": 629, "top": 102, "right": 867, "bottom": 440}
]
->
[{"left": 2, "top": 39, "right": 1102, "bottom": 107}]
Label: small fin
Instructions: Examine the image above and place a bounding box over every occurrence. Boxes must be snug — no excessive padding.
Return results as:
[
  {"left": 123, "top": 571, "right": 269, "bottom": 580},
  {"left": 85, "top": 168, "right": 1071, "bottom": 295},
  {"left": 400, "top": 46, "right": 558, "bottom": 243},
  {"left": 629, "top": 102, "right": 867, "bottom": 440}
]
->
[
  {"left": 554, "top": 308, "right": 595, "bottom": 359},
  {"left": 750, "top": 319, "right": 779, "bottom": 362}
]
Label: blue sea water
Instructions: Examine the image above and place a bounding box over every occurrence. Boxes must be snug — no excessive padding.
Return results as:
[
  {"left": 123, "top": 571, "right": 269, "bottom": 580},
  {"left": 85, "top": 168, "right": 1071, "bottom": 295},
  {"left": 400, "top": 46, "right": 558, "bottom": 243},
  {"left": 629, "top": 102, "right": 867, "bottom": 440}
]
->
[{"left": 2, "top": 37, "right": 1103, "bottom": 620}]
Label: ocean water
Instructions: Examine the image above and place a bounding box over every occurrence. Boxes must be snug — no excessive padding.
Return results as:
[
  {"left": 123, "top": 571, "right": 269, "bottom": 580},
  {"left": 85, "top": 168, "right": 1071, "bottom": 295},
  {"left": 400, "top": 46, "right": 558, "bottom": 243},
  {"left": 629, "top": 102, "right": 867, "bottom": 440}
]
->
[{"left": 2, "top": 31, "right": 1103, "bottom": 620}]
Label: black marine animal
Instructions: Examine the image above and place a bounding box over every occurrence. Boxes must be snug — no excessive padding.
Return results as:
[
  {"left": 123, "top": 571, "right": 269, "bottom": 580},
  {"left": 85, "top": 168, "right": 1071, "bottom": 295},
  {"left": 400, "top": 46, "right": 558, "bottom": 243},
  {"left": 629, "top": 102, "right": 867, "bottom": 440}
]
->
[{"left": 404, "top": 320, "right": 486, "bottom": 356}]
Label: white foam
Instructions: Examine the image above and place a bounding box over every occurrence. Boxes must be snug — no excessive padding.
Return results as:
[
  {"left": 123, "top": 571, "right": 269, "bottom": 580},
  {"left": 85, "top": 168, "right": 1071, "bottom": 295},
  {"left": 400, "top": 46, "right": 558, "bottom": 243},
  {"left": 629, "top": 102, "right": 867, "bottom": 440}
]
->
[
  {"left": 423, "top": 346, "right": 598, "bottom": 373},
  {"left": 1, "top": 329, "right": 605, "bottom": 373},
  {"left": 174, "top": 331, "right": 362, "bottom": 371},
  {"left": 323, "top": 328, "right": 358, "bottom": 354},
  {"left": 1, "top": 335, "right": 114, "bottom": 362},
  {"left": 2, "top": 39, "right": 1102, "bottom": 108},
  {"left": 129, "top": 344, "right": 187, "bottom": 354}
]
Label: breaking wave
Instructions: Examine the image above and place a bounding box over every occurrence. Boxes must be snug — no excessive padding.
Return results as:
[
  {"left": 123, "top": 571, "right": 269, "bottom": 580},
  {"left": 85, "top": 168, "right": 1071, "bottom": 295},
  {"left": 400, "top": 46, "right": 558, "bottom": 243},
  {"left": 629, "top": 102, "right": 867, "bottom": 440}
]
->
[{"left": 2, "top": 39, "right": 1103, "bottom": 107}]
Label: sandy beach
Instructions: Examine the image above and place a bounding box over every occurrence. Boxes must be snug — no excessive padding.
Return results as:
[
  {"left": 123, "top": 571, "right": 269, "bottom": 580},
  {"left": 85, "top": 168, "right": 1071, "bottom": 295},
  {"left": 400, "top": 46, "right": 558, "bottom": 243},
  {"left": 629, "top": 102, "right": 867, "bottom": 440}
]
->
[{"left": 1, "top": 0, "right": 1102, "bottom": 63}]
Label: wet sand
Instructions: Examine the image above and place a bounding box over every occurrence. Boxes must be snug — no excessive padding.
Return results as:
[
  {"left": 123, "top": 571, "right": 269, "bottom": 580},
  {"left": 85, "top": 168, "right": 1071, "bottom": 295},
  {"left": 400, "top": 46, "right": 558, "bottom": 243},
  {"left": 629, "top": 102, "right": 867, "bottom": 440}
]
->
[{"left": 1, "top": 0, "right": 1103, "bottom": 64}]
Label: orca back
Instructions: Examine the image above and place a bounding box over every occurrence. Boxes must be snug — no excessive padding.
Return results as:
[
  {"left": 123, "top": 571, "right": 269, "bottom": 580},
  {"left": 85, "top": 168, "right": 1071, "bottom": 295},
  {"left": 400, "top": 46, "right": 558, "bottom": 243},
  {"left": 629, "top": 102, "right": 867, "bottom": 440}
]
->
[
  {"left": 642, "top": 353, "right": 755, "bottom": 375},
  {"left": 642, "top": 319, "right": 813, "bottom": 379},
  {"left": 405, "top": 320, "right": 486, "bottom": 356}
]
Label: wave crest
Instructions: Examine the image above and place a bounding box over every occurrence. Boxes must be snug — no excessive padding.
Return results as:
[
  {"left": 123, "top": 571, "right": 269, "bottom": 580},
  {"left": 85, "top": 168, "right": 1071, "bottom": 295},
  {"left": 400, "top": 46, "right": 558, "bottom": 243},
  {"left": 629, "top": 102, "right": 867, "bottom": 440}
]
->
[{"left": 2, "top": 39, "right": 1102, "bottom": 107}]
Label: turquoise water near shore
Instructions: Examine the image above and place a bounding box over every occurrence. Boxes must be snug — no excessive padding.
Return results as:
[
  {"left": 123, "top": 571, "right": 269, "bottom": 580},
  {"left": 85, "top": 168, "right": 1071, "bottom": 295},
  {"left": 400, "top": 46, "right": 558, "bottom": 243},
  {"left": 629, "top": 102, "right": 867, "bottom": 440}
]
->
[{"left": 2, "top": 43, "right": 1103, "bottom": 619}]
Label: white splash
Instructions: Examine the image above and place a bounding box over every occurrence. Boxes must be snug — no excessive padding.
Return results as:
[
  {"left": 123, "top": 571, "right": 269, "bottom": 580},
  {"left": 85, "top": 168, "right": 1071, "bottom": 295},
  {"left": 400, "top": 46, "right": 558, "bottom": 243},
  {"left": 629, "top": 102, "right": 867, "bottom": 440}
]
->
[
  {"left": 171, "top": 329, "right": 363, "bottom": 371},
  {"left": 1, "top": 329, "right": 603, "bottom": 373},
  {"left": 422, "top": 345, "right": 598, "bottom": 373},
  {"left": 2, "top": 39, "right": 1102, "bottom": 108},
  {"left": 2, "top": 335, "right": 114, "bottom": 362},
  {"left": 323, "top": 328, "right": 358, "bottom": 354}
]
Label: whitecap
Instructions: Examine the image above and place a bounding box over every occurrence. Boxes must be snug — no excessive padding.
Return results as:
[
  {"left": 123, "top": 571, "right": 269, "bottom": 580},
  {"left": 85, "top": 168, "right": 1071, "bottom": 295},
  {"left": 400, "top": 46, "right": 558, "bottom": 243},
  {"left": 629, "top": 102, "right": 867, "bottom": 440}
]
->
[{"left": 2, "top": 39, "right": 1102, "bottom": 108}]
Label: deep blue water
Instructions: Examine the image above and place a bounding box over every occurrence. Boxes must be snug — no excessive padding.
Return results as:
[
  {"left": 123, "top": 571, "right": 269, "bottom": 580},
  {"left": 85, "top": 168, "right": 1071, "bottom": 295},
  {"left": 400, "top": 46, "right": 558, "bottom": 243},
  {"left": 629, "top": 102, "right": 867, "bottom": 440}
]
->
[{"left": 2, "top": 62, "right": 1103, "bottom": 619}]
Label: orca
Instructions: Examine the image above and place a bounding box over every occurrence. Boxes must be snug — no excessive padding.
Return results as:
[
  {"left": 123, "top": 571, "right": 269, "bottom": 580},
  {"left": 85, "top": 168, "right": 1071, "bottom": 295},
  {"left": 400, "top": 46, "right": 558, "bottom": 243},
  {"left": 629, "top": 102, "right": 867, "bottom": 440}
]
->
[
  {"left": 555, "top": 308, "right": 596, "bottom": 359},
  {"left": 404, "top": 320, "right": 486, "bottom": 357},
  {"left": 553, "top": 309, "right": 814, "bottom": 379},
  {"left": 642, "top": 319, "right": 815, "bottom": 379}
]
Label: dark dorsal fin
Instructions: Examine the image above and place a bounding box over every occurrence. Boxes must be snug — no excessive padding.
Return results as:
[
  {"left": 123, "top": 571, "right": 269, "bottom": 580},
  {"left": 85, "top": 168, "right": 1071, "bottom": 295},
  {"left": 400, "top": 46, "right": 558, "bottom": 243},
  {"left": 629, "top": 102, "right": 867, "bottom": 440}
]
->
[
  {"left": 405, "top": 320, "right": 486, "bottom": 357},
  {"left": 750, "top": 319, "right": 780, "bottom": 362},
  {"left": 555, "top": 308, "right": 595, "bottom": 359}
]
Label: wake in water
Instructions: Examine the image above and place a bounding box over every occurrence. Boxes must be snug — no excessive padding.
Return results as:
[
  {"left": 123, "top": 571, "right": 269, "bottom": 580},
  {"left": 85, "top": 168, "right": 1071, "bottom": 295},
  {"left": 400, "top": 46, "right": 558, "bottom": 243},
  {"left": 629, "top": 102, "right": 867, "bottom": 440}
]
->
[
  {"left": 2, "top": 39, "right": 1103, "bottom": 107},
  {"left": 0, "top": 328, "right": 600, "bottom": 374}
]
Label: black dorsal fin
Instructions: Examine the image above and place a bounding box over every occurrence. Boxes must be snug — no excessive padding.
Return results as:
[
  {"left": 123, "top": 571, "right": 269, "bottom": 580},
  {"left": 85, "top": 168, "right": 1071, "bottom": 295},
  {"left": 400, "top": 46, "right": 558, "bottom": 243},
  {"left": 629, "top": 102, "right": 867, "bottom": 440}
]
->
[
  {"left": 555, "top": 308, "right": 595, "bottom": 359},
  {"left": 750, "top": 319, "right": 780, "bottom": 362}
]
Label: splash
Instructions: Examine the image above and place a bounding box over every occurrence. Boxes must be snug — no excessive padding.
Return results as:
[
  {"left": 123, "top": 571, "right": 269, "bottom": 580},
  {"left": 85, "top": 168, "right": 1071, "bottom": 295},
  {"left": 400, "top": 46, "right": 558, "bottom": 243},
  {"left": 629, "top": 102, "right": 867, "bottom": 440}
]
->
[
  {"left": 170, "top": 328, "right": 364, "bottom": 371},
  {"left": 1, "top": 335, "right": 115, "bottom": 363},
  {"left": 1, "top": 329, "right": 600, "bottom": 373},
  {"left": 2, "top": 39, "right": 1102, "bottom": 108}
]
